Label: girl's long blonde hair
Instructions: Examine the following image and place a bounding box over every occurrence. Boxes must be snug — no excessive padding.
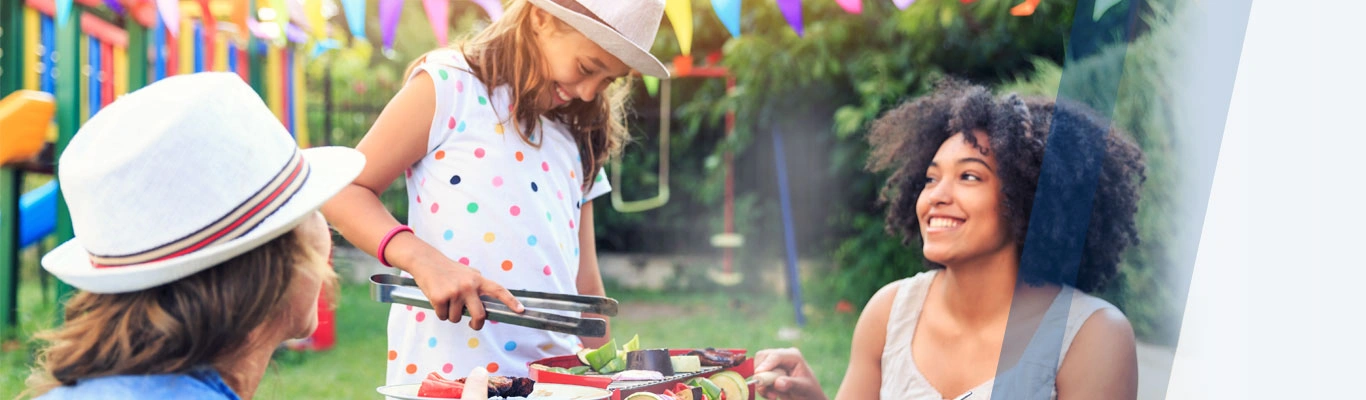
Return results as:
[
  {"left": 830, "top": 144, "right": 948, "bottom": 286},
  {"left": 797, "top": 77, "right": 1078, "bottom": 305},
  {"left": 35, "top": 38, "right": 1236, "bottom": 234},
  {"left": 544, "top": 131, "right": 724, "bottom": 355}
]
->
[
  {"left": 406, "top": 0, "right": 633, "bottom": 189},
  {"left": 21, "top": 228, "right": 334, "bottom": 398}
]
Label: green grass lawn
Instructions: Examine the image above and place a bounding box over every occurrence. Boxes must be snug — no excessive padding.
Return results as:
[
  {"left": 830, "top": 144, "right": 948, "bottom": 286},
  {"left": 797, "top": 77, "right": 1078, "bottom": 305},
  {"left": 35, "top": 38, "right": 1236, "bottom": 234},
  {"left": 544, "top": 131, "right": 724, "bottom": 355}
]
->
[{"left": 3, "top": 276, "right": 855, "bottom": 399}]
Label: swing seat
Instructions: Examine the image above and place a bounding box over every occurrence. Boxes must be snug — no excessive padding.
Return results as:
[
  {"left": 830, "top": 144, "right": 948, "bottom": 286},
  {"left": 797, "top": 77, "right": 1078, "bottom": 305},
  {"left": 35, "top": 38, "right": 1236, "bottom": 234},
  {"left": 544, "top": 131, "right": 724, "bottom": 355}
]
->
[
  {"left": 707, "top": 233, "right": 745, "bottom": 286},
  {"left": 710, "top": 233, "right": 744, "bottom": 249},
  {"left": 706, "top": 269, "right": 743, "bottom": 286}
]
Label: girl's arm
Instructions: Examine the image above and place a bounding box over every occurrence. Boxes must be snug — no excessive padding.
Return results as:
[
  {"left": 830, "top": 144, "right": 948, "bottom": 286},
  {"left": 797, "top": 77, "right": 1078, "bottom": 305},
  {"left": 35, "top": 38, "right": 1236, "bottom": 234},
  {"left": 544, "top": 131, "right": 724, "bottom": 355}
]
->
[
  {"left": 322, "top": 72, "right": 522, "bottom": 328},
  {"left": 832, "top": 281, "right": 899, "bottom": 400},
  {"left": 575, "top": 201, "right": 611, "bottom": 349},
  {"left": 1055, "top": 308, "right": 1139, "bottom": 399}
]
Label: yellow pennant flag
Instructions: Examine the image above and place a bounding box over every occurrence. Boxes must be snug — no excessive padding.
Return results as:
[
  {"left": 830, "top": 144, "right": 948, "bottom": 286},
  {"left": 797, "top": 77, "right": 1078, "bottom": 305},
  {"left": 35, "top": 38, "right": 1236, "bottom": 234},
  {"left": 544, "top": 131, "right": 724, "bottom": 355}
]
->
[
  {"left": 306, "top": 0, "right": 327, "bottom": 38},
  {"left": 664, "top": 0, "right": 693, "bottom": 55}
]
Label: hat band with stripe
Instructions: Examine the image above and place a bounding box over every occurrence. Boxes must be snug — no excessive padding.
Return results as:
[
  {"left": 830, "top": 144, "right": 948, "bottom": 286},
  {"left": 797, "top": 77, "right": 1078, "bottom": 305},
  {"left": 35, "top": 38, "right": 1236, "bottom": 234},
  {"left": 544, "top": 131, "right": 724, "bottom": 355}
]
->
[{"left": 88, "top": 150, "right": 312, "bottom": 268}]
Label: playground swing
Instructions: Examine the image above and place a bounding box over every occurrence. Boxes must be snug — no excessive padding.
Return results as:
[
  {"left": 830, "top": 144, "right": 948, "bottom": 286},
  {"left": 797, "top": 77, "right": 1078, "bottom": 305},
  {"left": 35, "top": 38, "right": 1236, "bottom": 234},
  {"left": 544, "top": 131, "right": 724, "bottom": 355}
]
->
[
  {"left": 609, "top": 78, "right": 670, "bottom": 213},
  {"left": 613, "top": 54, "right": 807, "bottom": 325},
  {"left": 608, "top": 59, "right": 747, "bottom": 287}
]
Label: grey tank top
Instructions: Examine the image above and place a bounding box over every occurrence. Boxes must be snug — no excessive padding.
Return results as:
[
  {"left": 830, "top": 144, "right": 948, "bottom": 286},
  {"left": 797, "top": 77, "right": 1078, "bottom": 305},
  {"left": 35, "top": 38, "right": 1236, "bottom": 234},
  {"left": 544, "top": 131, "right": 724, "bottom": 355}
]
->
[{"left": 878, "top": 270, "right": 1119, "bottom": 400}]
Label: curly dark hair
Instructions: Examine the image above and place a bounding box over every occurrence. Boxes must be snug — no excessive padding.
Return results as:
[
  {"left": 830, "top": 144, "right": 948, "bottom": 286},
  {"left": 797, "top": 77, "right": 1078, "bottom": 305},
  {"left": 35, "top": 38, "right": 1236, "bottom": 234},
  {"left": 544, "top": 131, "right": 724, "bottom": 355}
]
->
[{"left": 867, "top": 79, "right": 1146, "bottom": 292}]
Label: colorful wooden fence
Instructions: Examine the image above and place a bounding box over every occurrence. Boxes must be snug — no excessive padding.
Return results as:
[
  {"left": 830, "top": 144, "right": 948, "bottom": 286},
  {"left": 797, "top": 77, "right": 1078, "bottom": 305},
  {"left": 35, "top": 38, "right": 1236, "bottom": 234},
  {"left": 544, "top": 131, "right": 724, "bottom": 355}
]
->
[{"left": 0, "top": 0, "right": 308, "bottom": 339}]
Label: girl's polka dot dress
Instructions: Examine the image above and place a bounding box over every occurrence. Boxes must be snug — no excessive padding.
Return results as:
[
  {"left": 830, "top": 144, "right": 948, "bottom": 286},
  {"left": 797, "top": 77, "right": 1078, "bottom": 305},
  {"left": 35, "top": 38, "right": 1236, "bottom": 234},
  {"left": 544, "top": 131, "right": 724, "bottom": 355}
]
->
[{"left": 385, "top": 50, "right": 611, "bottom": 386}]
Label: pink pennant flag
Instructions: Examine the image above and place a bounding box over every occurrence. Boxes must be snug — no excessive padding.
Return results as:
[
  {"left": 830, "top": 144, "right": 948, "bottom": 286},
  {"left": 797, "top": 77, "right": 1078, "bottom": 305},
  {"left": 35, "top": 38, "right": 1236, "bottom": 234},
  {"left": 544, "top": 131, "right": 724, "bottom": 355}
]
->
[
  {"left": 423, "top": 0, "right": 450, "bottom": 45},
  {"left": 893, "top": 0, "right": 914, "bottom": 10},
  {"left": 157, "top": 0, "right": 180, "bottom": 37},
  {"left": 286, "top": 0, "right": 310, "bottom": 31},
  {"left": 246, "top": 17, "right": 271, "bottom": 39},
  {"left": 835, "top": 0, "right": 861, "bottom": 14},
  {"left": 471, "top": 0, "right": 505, "bottom": 21},
  {"left": 380, "top": 0, "right": 404, "bottom": 50},
  {"left": 776, "top": 0, "right": 803, "bottom": 37}
]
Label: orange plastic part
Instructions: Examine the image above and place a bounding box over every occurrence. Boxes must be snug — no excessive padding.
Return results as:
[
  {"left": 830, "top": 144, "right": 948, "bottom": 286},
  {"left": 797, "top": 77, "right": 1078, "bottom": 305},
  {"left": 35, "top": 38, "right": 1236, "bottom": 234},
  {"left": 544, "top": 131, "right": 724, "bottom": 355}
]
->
[{"left": 0, "top": 90, "right": 57, "bottom": 165}]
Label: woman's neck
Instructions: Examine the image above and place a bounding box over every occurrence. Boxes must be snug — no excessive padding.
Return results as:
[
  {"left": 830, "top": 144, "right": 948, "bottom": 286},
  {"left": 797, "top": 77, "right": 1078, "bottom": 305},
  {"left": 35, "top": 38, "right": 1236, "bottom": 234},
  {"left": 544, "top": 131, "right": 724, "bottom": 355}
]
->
[
  {"left": 217, "top": 331, "right": 284, "bottom": 400},
  {"left": 935, "top": 249, "right": 1021, "bottom": 327}
]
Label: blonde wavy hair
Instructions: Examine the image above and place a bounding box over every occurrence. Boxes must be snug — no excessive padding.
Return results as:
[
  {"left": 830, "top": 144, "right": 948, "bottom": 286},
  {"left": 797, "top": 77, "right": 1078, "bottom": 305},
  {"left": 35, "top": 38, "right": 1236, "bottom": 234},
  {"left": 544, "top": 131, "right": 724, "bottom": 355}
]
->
[
  {"left": 21, "top": 228, "right": 335, "bottom": 398},
  {"left": 405, "top": 0, "right": 633, "bottom": 189}
]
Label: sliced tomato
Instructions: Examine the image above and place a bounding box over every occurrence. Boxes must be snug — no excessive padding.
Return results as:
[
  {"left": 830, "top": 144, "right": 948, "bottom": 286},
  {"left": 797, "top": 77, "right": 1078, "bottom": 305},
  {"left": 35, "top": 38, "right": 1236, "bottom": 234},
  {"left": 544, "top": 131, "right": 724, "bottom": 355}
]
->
[{"left": 418, "top": 372, "right": 466, "bottom": 399}]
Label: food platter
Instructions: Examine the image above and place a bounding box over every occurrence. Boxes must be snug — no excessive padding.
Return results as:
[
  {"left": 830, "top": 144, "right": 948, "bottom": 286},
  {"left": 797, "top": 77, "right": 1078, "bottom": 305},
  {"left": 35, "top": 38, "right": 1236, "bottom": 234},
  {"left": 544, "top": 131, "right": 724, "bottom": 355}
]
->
[
  {"left": 529, "top": 349, "right": 756, "bottom": 400},
  {"left": 376, "top": 382, "right": 612, "bottom": 400}
]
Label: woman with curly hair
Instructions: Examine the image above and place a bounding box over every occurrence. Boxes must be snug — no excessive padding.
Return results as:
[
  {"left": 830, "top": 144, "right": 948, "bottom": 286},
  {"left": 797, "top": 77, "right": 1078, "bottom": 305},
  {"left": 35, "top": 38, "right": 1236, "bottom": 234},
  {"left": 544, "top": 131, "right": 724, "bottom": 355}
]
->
[{"left": 754, "top": 79, "right": 1146, "bottom": 400}]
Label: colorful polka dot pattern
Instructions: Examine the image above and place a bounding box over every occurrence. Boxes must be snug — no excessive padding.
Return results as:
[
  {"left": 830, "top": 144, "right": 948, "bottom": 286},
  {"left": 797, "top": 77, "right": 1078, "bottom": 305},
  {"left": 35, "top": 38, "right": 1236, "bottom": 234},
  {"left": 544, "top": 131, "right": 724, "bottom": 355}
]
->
[{"left": 387, "top": 52, "right": 614, "bottom": 383}]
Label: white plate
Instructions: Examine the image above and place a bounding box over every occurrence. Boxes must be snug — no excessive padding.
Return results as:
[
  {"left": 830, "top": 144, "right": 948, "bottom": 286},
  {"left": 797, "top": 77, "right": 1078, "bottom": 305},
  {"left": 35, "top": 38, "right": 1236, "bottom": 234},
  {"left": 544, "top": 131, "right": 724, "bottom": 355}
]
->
[{"left": 376, "top": 383, "right": 612, "bottom": 400}]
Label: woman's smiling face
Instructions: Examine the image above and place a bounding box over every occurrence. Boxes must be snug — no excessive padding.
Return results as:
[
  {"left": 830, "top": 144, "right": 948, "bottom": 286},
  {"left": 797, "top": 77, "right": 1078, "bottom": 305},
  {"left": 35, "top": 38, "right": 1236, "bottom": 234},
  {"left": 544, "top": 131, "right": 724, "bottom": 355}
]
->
[{"left": 916, "top": 131, "right": 1015, "bottom": 267}]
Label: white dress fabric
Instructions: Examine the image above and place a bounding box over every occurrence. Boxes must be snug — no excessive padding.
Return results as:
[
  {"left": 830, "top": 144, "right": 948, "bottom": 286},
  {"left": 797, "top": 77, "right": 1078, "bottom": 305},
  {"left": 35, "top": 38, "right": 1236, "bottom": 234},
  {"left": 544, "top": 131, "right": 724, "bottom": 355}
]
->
[
  {"left": 879, "top": 269, "right": 1120, "bottom": 400},
  {"left": 384, "top": 49, "right": 611, "bottom": 385}
]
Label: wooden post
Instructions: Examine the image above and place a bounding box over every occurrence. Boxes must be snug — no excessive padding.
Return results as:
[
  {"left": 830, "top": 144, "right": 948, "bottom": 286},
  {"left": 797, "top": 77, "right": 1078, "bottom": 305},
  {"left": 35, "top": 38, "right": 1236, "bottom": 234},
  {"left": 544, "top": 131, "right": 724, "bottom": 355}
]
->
[
  {"left": 53, "top": 4, "right": 82, "bottom": 309},
  {"left": 125, "top": 16, "right": 147, "bottom": 91},
  {"left": 0, "top": 3, "right": 17, "bottom": 338},
  {"left": 0, "top": 0, "right": 28, "bottom": 340},
  {"left": 249, "top": 39, "right": 264, "bottom": 98}
]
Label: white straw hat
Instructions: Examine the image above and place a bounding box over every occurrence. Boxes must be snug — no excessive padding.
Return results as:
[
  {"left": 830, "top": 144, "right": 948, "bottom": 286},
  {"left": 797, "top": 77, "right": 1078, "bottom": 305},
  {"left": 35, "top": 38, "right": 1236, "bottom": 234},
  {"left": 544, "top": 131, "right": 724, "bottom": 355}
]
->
[
  {"left": 526, "top": 0, "right": 670, "bottom": 77},
  {"left": 41, "top": 72, "right": 365, "bottom": 294}
]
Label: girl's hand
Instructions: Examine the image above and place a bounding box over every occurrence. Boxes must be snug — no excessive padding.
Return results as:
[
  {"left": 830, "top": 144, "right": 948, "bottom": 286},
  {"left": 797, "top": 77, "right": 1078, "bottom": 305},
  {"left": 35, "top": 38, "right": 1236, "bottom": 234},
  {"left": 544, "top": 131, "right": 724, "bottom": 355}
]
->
[
  {"left": 406, "top": 247, "right": 524, "bottom": 330},
  {"left": 754, "top": 348, "right": 827, "bottom": 400}
]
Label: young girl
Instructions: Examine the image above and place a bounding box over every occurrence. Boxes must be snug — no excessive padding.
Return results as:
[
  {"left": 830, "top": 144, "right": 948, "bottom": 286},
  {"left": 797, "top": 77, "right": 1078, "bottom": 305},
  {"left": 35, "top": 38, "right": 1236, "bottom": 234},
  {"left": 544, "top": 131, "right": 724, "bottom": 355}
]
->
[{"left": 321, "top": 0, "right": 670, "bottom": 384}]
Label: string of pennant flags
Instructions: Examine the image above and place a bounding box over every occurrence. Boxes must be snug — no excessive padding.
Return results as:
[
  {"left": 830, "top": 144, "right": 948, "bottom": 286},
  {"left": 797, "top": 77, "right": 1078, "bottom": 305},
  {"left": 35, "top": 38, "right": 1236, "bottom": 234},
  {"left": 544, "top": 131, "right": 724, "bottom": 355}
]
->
[{"left": 56, "top": 0, "right": 1047, "bottom": 59}]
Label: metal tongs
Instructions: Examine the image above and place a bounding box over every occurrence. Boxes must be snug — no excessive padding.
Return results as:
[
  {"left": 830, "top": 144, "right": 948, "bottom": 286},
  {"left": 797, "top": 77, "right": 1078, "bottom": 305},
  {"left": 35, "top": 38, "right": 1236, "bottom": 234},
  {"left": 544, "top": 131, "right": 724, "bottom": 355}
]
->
[{"left": 369, "top": 274, "right": 618, "bottom": 337}]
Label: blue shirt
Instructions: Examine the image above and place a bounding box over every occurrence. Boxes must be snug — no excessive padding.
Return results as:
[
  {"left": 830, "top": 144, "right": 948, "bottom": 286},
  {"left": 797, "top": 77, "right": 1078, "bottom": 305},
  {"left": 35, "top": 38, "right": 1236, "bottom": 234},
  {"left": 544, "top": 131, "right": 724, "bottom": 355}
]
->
[{"left": 37, "top": 367, "right": 241, "bottom": 400}]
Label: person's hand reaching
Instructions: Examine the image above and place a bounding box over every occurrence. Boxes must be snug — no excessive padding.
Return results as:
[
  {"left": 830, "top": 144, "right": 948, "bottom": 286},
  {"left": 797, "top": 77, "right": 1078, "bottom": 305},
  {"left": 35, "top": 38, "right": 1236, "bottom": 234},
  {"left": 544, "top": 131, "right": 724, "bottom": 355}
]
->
[{"left": 753, "top": 348, "right": 828, "bottom": 400}]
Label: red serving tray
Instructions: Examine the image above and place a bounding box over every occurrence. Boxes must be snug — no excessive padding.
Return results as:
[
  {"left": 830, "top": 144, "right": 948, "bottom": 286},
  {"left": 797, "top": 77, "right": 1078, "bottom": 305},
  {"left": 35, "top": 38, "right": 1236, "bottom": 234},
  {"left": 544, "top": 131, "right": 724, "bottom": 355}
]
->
[{"left": 528, "top": 349, "right": 755, "bottom": 400}]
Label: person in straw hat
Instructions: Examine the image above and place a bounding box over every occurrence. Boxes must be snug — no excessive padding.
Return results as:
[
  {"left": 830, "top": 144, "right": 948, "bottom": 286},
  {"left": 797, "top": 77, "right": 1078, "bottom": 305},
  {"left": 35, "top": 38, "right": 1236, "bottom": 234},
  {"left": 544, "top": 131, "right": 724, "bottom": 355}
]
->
[
  {"left": 321, "top": 0, "right": 671, "bottom": 383},
  {"left": 22, "top": 73, "right": 365, "bottom": 400}
]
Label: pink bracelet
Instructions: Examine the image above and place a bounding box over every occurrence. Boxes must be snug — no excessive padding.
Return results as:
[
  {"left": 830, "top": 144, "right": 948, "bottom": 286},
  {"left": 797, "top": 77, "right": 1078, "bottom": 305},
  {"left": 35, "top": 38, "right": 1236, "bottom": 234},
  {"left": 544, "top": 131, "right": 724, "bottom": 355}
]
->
[{"left": 377, "top": 225, "right": 413, "bottom": 267}]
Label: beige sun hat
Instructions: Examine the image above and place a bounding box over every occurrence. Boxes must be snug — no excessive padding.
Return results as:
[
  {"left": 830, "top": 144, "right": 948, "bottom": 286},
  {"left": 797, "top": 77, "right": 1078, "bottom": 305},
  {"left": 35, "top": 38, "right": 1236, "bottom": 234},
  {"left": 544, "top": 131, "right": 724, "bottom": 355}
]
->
[
  {"left": 41, "top": 72, "right": 365, "bottom": 294},
  {"left": 525, "top": 0, "right": 671, "bottom": 78}
]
